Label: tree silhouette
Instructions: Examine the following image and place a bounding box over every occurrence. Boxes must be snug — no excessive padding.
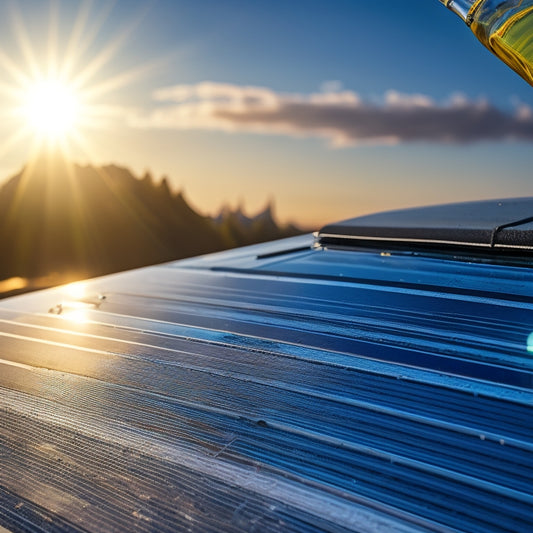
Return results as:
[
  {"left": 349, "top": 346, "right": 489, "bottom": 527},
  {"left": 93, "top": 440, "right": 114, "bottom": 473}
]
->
[{"left": 0, "top": 155, "right": 302, "bottom": 293}]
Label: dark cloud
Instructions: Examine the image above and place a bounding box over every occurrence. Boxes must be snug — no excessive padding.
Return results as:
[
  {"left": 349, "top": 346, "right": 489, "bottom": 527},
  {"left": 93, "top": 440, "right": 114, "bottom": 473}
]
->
[{"left": 134, "top": 82, "right": 533, "bottom": 146}]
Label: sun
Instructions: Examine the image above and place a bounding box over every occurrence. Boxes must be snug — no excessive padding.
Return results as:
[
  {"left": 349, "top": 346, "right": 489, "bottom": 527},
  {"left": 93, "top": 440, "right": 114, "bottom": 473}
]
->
[
  {"left": 0, "top": 1, "right": 156, "bottom": 162},
  {"left": 23, "top": 79, "right": 80, "bottom": 140}
]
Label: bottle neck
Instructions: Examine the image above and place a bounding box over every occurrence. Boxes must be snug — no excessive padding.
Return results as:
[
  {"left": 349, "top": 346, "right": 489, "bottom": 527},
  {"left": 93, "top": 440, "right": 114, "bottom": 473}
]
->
[{"left": 439, "top": 0, "right": 478, "bottom": 23}]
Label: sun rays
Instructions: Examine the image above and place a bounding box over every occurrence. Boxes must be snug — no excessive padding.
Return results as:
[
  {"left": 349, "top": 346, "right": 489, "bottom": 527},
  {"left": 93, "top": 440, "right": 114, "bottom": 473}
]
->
[
  {"left": 0, "top": 0, "right": 154, "bottom": 163},
  {"left": 0, "top": 1, "right": 170, "bottom": 291}
]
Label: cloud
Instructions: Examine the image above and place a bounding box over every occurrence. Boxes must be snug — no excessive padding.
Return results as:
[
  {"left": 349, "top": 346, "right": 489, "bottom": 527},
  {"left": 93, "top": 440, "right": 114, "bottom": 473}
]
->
[{"left": 132, "top": 82, "right": 533, "bottom": 146}]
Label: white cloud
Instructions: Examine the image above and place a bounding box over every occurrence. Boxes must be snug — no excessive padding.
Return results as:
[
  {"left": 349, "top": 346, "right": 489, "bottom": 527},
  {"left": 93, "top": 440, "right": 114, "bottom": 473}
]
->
[
  {"left": 132, "top": 82, "right": 533, "bottom": 146},
  {"left": 384, "top": 90, "right": 434, "bottom": 108},
  {"left": 319, "top": 80, "right": 344, "bottom": 93}
]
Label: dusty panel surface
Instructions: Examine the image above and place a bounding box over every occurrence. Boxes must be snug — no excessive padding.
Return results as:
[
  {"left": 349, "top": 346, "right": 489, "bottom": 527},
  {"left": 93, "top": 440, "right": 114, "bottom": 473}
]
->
[{"left": 0, "top": 235, "right": 532, "bottom": 532}]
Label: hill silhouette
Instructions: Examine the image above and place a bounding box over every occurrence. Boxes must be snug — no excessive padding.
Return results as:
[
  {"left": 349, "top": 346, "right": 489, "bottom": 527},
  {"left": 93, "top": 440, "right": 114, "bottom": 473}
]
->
[{"left": 0, "top": 154, "right": 302, "bottom": 295}]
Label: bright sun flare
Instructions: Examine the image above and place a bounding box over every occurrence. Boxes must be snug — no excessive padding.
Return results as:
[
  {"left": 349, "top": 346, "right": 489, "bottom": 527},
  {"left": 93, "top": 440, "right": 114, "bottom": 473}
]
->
[
  {"left": 23, "top": 79, "right": 80, "bottom": 139},
  {"left": 0, "top": 1, "right": 155, "bottom": 161}
]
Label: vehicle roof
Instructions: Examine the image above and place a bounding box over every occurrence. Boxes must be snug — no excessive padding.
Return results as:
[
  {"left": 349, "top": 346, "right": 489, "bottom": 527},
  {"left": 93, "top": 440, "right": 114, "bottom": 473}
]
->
[
  {"left": 319, "top": 197, "right": 533, "bottom": 251},
  {"left": 0, "top": 208, "right": 532, "bottom": 532}
]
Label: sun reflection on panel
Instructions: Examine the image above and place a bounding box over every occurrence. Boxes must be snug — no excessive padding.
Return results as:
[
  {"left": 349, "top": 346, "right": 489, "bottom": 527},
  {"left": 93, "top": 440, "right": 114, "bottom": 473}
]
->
[
  {"left": 527, "top": 332, "right": 533, "bottom": 353},
  {"left": 63, "top": 281, "right": 89, "bottom": 300},
  {"left": 61, "top": 304, "right": 93, "bottom": 324},
  {"left": 48, "top": 282, "right": 107, "bottom": 324}
]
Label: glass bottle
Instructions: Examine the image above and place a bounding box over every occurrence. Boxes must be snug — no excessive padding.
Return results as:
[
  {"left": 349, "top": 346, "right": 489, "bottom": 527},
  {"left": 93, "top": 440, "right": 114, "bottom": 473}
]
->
[{"left": 439, "top": 0, "right": 533, "bottom": 86}]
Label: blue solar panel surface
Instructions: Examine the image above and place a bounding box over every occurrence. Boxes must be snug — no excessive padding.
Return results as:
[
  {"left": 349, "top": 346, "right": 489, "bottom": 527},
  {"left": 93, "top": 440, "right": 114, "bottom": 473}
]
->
[{"left": 0, "top": 232, "right": 532, "bottom": 532}]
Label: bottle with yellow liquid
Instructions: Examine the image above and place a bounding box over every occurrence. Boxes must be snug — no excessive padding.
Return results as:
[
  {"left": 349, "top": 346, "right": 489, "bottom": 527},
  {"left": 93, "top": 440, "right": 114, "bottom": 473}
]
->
[{"left": 439, "top": 0, "right": 533, "bottom": 86}]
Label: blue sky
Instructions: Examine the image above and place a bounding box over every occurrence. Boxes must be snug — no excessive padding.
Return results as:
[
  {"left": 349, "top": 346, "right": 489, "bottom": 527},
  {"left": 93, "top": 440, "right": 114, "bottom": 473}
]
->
[{"left": 0, "top": 0, "right": 532, "bottom": 227}]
